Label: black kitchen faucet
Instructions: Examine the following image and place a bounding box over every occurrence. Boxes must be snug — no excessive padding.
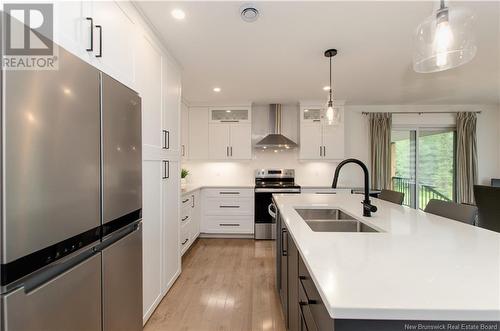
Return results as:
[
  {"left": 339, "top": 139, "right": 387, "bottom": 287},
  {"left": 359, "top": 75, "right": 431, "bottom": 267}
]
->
[{"left": 331, "top": 158, "right": 378, "bottom": 217}]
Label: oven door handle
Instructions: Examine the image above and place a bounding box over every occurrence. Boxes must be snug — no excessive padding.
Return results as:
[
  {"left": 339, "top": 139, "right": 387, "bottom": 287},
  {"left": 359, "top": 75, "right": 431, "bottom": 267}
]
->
[{"left": 268, "top": 203, "right": 277, "bottom": 218}]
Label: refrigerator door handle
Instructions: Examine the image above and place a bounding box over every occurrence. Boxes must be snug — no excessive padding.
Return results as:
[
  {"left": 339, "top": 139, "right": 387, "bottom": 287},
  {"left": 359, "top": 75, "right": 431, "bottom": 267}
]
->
[
  {"left": 99, "top": 222, "right": 141, "bottom": 250},
  {"left": 23, "top": 247, "right": 97, "bottom": 294}
]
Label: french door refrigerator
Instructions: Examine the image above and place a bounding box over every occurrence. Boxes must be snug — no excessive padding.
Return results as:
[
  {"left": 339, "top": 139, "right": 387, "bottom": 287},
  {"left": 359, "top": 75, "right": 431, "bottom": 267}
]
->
[{"left": 1, "top": 45, "right": 142, "bottom": 331}]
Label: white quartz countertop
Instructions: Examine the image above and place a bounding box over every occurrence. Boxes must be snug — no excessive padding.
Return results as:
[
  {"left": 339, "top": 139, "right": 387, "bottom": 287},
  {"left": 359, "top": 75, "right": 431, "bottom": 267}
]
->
[
  {"left": 273, "top": 193, "right": 500, "bottom": 321},
  {"left": 181, "top": 184, "right": 254, "bottom": 195}
]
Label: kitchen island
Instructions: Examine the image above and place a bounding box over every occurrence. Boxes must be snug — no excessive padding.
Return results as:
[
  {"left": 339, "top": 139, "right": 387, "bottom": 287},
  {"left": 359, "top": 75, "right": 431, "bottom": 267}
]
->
[{"left": 273, "top": 193, "right": 500, "bottom": 330}]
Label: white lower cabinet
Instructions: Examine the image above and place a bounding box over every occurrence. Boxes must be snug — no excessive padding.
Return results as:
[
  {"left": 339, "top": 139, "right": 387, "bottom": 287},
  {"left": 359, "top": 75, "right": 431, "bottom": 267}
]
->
[
  {"left": 180, "top": 190, "right": 200, "bottom": 255},
  {"left": 161, "top": 160, "right": 180, "bottom": 292},
  {"left": 200, "top": 188, "right": 254, "bottom": 235},
  {"left": 203, "top": 215, "right": 254, "bottom": 234},
  {"left": 141, "top": 160, "right": 163, "bottom": 321}
]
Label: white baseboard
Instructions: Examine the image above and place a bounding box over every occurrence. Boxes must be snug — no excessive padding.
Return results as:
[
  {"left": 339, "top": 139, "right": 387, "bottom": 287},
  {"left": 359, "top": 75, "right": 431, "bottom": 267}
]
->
[
  {"left": 199, "top": 233, "right": 255, "bottom": 239},
  {"left": 142, "top": 268, "right": 182, "bottom": 325}
]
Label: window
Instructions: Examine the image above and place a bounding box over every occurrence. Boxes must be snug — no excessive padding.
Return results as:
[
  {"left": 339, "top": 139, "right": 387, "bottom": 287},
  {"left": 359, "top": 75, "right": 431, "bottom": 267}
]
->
[{"left": 391, "top": 128, "right": 456, "bottom": 209}]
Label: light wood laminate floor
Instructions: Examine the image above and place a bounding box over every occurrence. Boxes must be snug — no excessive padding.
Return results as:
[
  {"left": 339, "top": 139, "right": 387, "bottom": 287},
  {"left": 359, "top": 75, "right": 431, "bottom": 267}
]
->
[{"left": 144, "top": 239, "right": 286, "bottom": 331}]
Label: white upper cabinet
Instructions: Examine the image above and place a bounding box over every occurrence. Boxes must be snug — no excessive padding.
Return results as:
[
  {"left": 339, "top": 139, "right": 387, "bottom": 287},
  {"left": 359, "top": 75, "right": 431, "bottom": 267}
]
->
[
  {"left": 90, "top": 1, "right": 136, "bottom": 88},
  {"left": 135, "top": 33, "right": 162, "bottom": 151},
  {"left": 209, "top": 107, "right": 251, "bottom": 123},
  {"left": 300, "top": 123, "right": 323, "bottom": 159},
  {"left": 208, "top": 123, "right": 231, "bottom": 159},
  {"left": 322, "top": 124, "right": 345, "bottom": 160},
  {"left": 183, "top": 105, "right": 252, "bottom": 160},
  {"left": 188, "top": 107, "right": 210, "bottom": 160},
  {"left": 53, "top": 2, "right": 92, "bottom": 62},
  {"left": 301, "top": 107, "right": 323, "bottom": 123},
  {"left": 180, "top": 103, "right": 189, "bottom": 160},
  {"left": 229, "top": 124, "right": 252, "bottom": 159},
  {"left": 204, "top": 106, "right": 252, "bottom": 160},
  {"left": 299, "top": 103, "right": 345, "bottom": 161},
  {"left": 163, "top": 59, "right": 182, "bottom": 153}
]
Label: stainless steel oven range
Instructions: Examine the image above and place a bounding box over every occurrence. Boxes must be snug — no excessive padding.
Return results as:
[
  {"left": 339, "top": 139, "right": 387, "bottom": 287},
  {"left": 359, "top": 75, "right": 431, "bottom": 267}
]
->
[{"left": 254, "top": 169, "right": 301, "bottom": 239}]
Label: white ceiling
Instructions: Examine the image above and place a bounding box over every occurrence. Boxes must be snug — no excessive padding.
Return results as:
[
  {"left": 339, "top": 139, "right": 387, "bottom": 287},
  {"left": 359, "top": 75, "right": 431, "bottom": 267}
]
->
[{"left": 137, "top": 1, "right": 500, "bottom": 105}]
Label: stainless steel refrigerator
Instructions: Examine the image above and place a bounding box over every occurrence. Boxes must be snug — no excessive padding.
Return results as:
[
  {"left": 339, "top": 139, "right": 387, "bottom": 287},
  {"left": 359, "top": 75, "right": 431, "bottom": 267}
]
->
[{"left": 1, "top": 44, "right": 143, "bottom": 330}]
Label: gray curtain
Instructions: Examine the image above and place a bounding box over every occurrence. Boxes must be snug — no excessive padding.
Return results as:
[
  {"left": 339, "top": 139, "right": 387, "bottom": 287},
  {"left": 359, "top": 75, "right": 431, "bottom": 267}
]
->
[
  {"left": 369, "top": 113, "right": 392, "bottom": 189},
  {"left": 456, "top": 112, "right": 478, "bottom": 204}
]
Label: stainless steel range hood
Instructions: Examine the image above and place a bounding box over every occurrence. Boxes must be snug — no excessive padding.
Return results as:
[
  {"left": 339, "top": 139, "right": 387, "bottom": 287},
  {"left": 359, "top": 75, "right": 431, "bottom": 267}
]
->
[{"left": 255, "top": 104, "right": 298, "bottom": 149}]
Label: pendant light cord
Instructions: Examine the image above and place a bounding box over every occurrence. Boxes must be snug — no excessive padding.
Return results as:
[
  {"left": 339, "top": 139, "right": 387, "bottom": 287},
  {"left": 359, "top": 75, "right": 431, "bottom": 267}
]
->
[
  {"left": 329, "top": 55, "right": 332, "bottom": 102},
  {"left": 440, "top": 0, "right": 446, "bottom": 10}
]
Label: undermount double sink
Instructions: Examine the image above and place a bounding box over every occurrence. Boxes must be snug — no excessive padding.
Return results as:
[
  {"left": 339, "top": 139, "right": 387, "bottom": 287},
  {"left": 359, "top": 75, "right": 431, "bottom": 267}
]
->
[{"left": 295, "top": 208, "right": 379, "bottom": 233}]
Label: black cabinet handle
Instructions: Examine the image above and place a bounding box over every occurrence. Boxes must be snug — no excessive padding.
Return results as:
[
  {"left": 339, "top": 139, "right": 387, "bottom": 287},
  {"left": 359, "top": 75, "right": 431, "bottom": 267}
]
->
[
  {"left": 182, "top": 145, "right": 185, "bottom": 157},
  {"left": 191, "top": 195, "right": 195, "bottom": 208},
  {"left": 281, "top": 228, "right": 288, "bottom": 256},
  {"left": 95, "top": 25, "right": 102, "bottom": 57},
  {"left": 181, "top": 216, "right": 189, "bottom": 222},
  {"left": 182, "top": 198, "right": 189, "bottom": 203},
  {"left": 226, "top": 146, "right": 229, "bottom": 157},
  {"left": 162, "top": 160, "right": 169, "bottom": 179},
  {"left": 299, "top": 298, "right": 317, "bottom": 305},
  {"left": 219, "top": 223, "right": 240, "bottom": 227},
  {"left": 220, "top": 192, "right": 240, "bottom": 195},
  {"left": 85, "top": 17, "right": 93, "bottom": 51},
  {"left": 319, "top": 146, "right": 322, "bottom": 157},
  {"left": 219, "top": 205, "right": 240, "bottom": 208},
  {"left": 162, "top": 130, "right": 170, "bottom": 149},
  {"left": 181, "top": 238, "right": 189, "bottom": 245},
  {"left": 323, "top": 146, "right": 326, "bottom": 157}
]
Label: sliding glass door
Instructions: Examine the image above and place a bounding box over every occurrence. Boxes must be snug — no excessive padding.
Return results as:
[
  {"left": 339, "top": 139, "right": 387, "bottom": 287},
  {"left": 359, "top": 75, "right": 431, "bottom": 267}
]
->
[{"left": 391, "top": 128, "right": 456, "bottom": 209}]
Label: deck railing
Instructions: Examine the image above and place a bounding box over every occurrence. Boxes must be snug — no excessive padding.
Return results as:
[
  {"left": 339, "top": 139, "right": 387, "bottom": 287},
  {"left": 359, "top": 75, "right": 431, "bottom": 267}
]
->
[{"left": 391, "top": 177, "right": 451, "bottom": 209}]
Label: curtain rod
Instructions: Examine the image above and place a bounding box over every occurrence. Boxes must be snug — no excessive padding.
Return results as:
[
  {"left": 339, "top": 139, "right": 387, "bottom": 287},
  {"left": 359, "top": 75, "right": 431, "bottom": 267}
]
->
[{"left": 361, "top": 111, "right": 482, "bottom": 115}]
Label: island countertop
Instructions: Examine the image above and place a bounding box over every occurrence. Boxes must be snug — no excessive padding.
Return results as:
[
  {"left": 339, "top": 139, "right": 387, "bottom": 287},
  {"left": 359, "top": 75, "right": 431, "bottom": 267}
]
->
[{"left": 272, "top": 193, "right": 500, "bottom": 321}]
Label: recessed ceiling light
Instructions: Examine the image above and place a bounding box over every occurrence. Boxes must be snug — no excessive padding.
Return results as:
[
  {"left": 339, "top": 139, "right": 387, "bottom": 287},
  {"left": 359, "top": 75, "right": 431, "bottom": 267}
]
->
[
  {"left": 213, "top": 87, "right": 221, "bottom": 92},
  {"left": 323, "top": 86, "right": 330, "bottom": 91},
  {"left": 240, "top": 4, "right": 260, "bottom": 23},
  {"left": 171, "top": 9, "right": 186, "bottom": 20}
]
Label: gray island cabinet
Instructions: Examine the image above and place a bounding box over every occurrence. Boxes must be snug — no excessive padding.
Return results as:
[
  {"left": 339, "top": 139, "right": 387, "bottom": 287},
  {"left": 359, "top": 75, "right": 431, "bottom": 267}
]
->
[{"left": 274, "top": 193, "right": 500, "bottom": 331}]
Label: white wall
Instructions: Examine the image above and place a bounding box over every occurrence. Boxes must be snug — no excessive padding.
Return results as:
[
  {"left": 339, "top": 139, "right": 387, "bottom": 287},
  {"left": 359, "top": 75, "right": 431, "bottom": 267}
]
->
[{"left": 183, "top": 104, "right": 500, "bottom": 187}]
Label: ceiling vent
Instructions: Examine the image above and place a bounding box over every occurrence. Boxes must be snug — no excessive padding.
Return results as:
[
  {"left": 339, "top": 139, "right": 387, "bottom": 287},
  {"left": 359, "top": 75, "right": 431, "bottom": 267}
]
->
[{"left": 240, "top": 4, "right": 260, "bottom": 23}]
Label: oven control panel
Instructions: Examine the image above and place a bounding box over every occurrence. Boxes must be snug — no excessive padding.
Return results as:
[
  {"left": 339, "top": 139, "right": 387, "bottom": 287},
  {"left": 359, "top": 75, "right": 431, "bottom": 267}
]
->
[{"left": 255, "top": 169, "right": 294, "bottom": 178}]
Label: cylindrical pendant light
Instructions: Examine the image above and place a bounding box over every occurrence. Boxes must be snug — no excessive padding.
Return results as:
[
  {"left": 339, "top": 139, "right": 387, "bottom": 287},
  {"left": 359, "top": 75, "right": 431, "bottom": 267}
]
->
[{"left": 413, "top": 0, "right": 477, "bottom": 73}]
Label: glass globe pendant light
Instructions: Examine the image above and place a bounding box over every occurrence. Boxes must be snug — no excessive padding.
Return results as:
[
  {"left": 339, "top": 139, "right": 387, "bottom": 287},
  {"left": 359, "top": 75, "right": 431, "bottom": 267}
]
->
[
  {"left": 324, "top": 49, "right": 340, "bottom": 125},
  {"left": 413, "top": 0, "right": 476, "bottom": 73}
]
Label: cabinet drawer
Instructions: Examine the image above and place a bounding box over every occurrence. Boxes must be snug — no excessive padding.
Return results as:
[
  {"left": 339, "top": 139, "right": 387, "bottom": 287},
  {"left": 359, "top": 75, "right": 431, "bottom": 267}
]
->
[
  {"left": 203, "top": 216, "right": 254, "bottom": 234},
  {"left": 181, "top": 195, "right": 192, "bottom": 207},
  {"left": 204, "top": 188, "right": 253, "bottom": 198},
  {"left": 204, "top": 197, "right": 253, "bottom": 215},
  {"left": 298, "top": 257, "right": 334, "bottom": 330},
  {"left": 180, "top": 210, "right": 190, "bottom": 225},
  {"left": 180, "top": 224, "right": 191, "bottom": 254}
]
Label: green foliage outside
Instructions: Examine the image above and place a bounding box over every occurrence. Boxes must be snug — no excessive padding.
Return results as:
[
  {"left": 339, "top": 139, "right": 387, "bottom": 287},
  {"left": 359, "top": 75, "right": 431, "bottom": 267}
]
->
[{"left": 393, "top": 130, "right": 455, "bottom": 208}]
